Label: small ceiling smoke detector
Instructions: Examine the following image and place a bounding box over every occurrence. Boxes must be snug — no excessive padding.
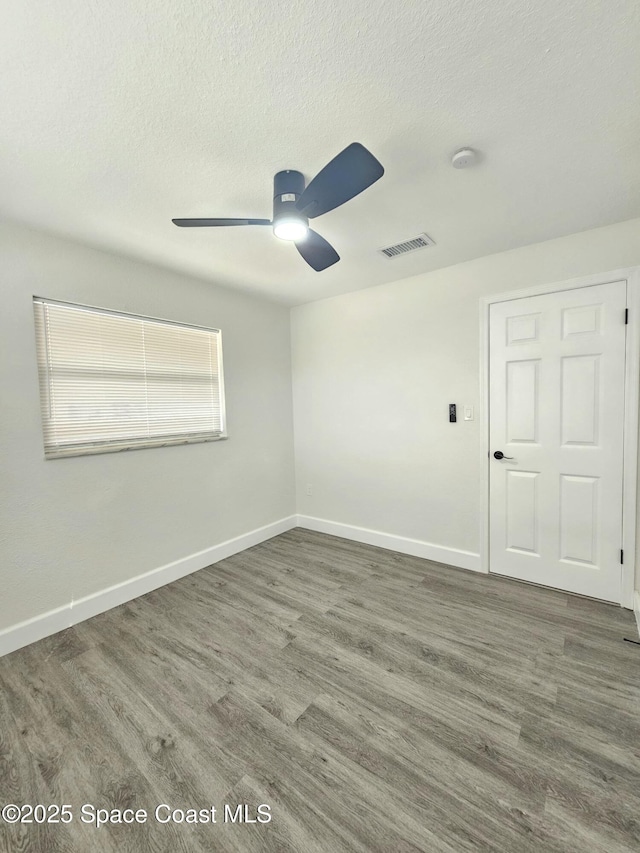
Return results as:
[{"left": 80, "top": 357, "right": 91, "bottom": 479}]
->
[
  {"left": 451, "top": 148, "right": 477, "bottom": 169},
  {"left": 379, "top": 233, "right": 436, "bottom": 259}
]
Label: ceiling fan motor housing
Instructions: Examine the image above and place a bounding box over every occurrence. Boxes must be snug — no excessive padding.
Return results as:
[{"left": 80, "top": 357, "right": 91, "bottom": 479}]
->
[{"left": 273, "top": 170, "right": 307, "bottom": 228}]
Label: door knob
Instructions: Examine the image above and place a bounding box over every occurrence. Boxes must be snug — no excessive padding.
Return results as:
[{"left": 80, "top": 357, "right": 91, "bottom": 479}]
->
[{"left": 493, "top": 451, "right": 514, "bottom": 460}]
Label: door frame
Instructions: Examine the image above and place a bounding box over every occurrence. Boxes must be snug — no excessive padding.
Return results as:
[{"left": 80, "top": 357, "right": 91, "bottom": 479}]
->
[{"left": 479, "top": 267, "right": 640, "bottom": 608}]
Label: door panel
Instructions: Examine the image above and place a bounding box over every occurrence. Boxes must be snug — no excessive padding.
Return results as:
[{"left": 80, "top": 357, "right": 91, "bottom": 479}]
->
[
  {"left": 561, "top": 355, "right": 600, "bottom": 445},
  {"left": 506, "top": 360, "right": 539, "bottom": 442},
  {"left": 562, "top": 304, "right": 601, "bottom": 337},
  {"left": 559, "top": 475, "right": 598, "bottom": 566},
  {"left": 489, "top": 281, "right": 626, "bottom": 602},
  {"left": 506, "top": 470, "right": 539, "bottom": 554},
  {"left": 507, "top": 313, "right": 541, "bottom": 345}
]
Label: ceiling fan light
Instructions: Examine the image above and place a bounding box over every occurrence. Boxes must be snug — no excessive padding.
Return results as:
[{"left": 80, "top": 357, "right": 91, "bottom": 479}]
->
[{"left": 273, "top": 219, "right": 308, "bottom": 241}]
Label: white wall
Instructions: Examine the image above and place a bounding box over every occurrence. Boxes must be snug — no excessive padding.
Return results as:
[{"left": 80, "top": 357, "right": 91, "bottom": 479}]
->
[
  {"left": 0, "top": 220, "right": 296, "bottom": 636},
  {"left": 291, "top": 218, "right": 640, "bottom": 586}
]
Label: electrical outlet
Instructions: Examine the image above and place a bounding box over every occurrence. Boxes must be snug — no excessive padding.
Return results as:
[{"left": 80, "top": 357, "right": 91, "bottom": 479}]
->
[{"left": 305, "top": 484, "right": 313, "bottom": 496}]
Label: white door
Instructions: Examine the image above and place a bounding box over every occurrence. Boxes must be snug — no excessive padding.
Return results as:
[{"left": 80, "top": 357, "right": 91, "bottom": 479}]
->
[{"left": 489, "top": 281, "right": 627, "bottom": 602}]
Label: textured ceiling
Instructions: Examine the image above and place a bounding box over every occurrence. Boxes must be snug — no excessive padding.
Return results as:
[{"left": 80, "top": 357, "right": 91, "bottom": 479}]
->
[{"left": 1, "top": 0, "right": 639, "bottom": 305}]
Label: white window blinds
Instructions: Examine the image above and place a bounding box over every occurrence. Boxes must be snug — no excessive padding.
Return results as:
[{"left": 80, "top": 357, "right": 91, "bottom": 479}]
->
[{"left": 33, "top": 298, "right": 226, "bottom": 458}]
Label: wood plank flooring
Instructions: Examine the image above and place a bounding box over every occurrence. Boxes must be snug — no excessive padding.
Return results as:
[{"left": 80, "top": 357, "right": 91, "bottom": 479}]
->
[{"left": 1, "top": 528, "right": 639, "bottom": 852}]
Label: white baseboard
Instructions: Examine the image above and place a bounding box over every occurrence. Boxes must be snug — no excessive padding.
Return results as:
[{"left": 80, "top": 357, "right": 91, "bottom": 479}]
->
[
  {"left": 0, "top": 515, "right": 297, "bottom": 659},
  {"left": 296, "top": 515, "right": 482, "bottom": 573},
  {"left": 634, "top": 591, "right": 640, "bottom": 639}
]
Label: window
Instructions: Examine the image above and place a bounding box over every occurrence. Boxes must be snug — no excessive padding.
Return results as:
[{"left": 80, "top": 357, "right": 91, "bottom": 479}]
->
[{"left": 33, "top": 298, "right": 226, "bottom": 458}]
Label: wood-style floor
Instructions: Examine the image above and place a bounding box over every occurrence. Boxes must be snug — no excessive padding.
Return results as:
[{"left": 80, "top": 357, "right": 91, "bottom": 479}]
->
[{"left": 1, "top": 528, "right": 639, "bottom": 852}]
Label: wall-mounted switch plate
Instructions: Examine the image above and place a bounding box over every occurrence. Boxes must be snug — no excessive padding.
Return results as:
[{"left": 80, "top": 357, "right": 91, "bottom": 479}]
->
[{"left": 464, "top": 406, "right": 474, "bottom": 421}]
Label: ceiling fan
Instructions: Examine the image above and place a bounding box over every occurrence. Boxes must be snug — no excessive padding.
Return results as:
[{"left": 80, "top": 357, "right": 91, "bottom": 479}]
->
[{"left": 172, "top": 143, "right": 384, "bottom": 272}]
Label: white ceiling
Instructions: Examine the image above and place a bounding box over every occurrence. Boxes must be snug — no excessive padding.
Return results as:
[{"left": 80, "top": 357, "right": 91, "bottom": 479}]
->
[{"left": 1, "top": 0, "right": 639, "bottom": 305}]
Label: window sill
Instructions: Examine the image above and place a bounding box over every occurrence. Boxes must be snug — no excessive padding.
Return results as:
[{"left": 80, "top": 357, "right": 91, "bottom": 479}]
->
[{"left": 44, "top": 434, "right": 229, "bottom": 460}]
